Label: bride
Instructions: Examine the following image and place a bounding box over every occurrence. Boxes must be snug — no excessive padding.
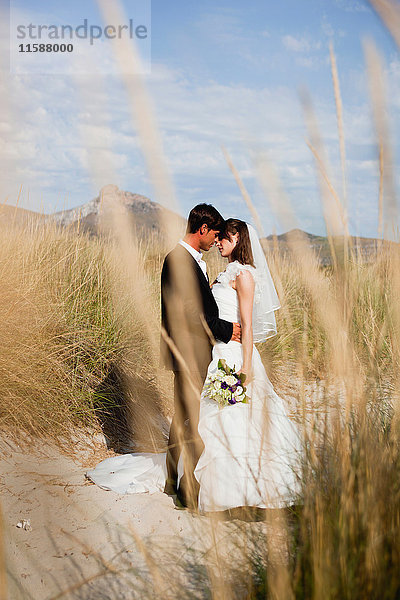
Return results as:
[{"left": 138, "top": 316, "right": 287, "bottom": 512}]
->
[
  {"left": 194, "top": 219, "right": 299, "bottom": 511},
  {"left": 86, "top": 220, "right": 300, "bottom": 512}
]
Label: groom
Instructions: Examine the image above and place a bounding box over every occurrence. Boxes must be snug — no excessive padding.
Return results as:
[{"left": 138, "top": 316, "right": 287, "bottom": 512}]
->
[{"left": 161, "top": 204, "right": 241, "bottom": 508}]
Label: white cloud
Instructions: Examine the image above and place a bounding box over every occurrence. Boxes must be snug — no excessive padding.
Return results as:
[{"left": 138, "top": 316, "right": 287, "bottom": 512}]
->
[
  {"left": 321, "top": 15, "right": 347, "bottom": 39},
  {"left": 195, "top": 8, "right": 248, "bottom": 46},
  {"left": 282, "top": 35, "right": 312, "bottom": 53},
  {"left": 0, "top": 55, "right": 392, "bottom": 237},
  {"left": 322, "top": 17, "right": 335, "bottom": 38},
  {"left": 387, "top": 56, "right": 400, "bottom": 111},
  {"left": 334, "top": 0, "right": 370, "bottom": 13},
  {"left": 296, "top": 56, "right": 316, "bottom": 69},
  {"left": 281, "top": 35, "right": 325, "bottom": 69}
]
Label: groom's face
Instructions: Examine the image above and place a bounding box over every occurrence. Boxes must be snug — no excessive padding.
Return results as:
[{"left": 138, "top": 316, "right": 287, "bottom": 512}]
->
[{"left": 199, "top": 224, "right": 219, "bottom": 251}]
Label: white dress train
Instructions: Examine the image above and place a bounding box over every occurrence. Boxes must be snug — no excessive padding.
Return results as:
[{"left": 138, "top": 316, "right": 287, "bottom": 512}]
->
[
  {"left": 86, "top": 261, "right": 300, "bottom": 510},
  {"left": 86, "top": 452, "right": 167, "bottom": 494}
]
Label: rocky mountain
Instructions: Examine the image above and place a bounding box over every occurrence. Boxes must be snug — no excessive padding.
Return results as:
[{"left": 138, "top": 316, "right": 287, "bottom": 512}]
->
[
  {"left": 0, "top": 189, "right": 383, "bottom": 265},
  {"left": 49, "top": 184, "right": 186, "bottom": 237},
  {"left": 263, "top": 228, "right": 380, "bottom": 266}
]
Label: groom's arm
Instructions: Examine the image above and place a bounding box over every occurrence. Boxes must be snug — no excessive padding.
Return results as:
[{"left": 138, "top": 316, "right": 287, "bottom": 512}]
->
[
  {"left": 162, "top": 249, "right": 237, "bottom": 345},
  {"left": 204, "top": 313, "right": 233, "bottom": 344}
]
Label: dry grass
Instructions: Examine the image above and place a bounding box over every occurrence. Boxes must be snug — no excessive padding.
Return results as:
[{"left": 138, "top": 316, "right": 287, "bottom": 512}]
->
[
  {"left": 0, "top": 217, "right": 172, "bottom": 449},
  {"left": 1, "top": 215, "right": 394, "bottom": 436},
  {"left": 1, "top": 204, "right": 400, "bottom": 600}
]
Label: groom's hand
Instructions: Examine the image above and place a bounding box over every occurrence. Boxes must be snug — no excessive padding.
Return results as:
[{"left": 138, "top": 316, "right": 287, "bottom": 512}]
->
[{"left": 231, "top": 322, "right": 241, "bottom": 342}]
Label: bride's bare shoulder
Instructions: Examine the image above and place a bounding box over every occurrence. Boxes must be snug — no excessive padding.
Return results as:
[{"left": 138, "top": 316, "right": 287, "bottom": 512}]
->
[
  {"left": 228, "top": 263, "right": 255, "bottom": 290},
  {"left": 234, "top": 268, "right": 255, "bottom": 290}
]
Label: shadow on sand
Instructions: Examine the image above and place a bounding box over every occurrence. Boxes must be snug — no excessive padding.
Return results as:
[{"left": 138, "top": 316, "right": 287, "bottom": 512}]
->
[{"left": 93, "top": 362, "right": 170, "bottom": 454}]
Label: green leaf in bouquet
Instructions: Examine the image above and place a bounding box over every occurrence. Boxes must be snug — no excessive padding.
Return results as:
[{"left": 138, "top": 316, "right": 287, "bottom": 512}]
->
[
  {"left": 238, "top": 372, "right": 247, "bottom": 385},
  {"left": 218, "top": 358, "right": 228, "bottom": 372}
]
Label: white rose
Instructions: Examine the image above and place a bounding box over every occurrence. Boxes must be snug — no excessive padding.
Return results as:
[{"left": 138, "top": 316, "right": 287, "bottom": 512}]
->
[
  {"left": 214, "top": 381, "right": 221, "bottom": 390},
  {"left": 225, "top": 375, "right": 237, "bottom": 387},
  {"left": 216, "top": 369, "right": 225, "bottom": 379},
  {"left": 236, "top": 394, "right": 246, "bottom": 403},
  {"left": 234, "top": 386, "right": 243, "bottom": 396}
]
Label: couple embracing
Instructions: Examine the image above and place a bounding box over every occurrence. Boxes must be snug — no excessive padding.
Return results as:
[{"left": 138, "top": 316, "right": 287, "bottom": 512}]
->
[
  {"left": 161, "top": 204, "right": 299, "bottom": 512},
  {"left": 87, "top": 203, "right": 299, "bottom": 513}
]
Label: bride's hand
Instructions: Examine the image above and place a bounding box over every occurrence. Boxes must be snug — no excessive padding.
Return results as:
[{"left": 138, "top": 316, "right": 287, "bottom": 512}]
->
[{"left": 237, "top": 367, "right": 253, "bottom": 384}]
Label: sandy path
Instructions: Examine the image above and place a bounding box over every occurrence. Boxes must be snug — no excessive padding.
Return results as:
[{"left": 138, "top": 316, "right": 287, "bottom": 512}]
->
[{"left": 0, "top": 435, "right": 222, "bottom": 600}]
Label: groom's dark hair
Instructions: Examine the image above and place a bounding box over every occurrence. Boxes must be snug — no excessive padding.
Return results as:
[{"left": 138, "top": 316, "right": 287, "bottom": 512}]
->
[{"left": 186, "top": 204, "right": 224, "bottom": 234}]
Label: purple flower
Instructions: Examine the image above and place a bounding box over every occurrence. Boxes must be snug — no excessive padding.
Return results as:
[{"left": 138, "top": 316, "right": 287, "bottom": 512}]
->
[
  {"left": 221, "top": 382, "right": 228, "bottom": 390},
  {"left": 228, "top": 397, "right": 236, "bottom": 405}
]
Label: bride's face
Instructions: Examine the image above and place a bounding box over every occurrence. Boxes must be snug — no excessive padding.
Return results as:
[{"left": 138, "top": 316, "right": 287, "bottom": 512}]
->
[{"left": 216, "top": 232, "right": 239, "bottom": 258}]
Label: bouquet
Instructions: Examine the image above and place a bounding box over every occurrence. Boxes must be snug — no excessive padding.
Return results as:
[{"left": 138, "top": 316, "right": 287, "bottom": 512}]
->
[{"left": 206, "top": 359, "right": 249, "bottom": 408}]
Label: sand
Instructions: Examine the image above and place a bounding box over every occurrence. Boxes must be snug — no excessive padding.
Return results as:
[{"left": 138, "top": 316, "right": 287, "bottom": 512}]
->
[
  {"left": 1, "top": 421, "right": 298, "bottom": 600},
  {"left": 0, "top": 433, "right": 221, "bottom": 600}
]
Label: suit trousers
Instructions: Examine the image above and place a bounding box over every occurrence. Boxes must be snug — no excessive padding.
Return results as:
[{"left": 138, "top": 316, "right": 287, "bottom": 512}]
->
[{"left": 165, "top": 369, "right": 206, "bottom": 505}]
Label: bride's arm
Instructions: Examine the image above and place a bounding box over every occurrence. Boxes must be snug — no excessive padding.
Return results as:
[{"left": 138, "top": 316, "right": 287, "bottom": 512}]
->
[{"left": 235, "top": 270, "right": 255, "bottom": 378}]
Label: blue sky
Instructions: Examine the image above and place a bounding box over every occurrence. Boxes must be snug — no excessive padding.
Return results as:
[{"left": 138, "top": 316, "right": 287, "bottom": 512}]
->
[{"left": 3, "top": 0, "right": 400, "bottom": 236}]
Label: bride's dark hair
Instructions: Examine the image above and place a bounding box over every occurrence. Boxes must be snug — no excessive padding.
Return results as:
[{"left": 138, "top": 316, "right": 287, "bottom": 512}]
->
[{"left": 221, "top": 219, "right": 255, "bottom": 267}]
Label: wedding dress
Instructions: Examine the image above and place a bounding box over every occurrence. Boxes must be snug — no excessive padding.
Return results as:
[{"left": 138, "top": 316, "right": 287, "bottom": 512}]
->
[
  {"left": 86, "top": 260, "right": 300, "bottom": 511},
  {"left": 194, "top": 261, "right": 299, "bottom": 511}
]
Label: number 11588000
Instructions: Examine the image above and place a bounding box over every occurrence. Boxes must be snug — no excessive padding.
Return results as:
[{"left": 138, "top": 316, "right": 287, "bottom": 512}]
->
[{"left": 19, "top": 43, "right": 73, "bottom": 53}]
